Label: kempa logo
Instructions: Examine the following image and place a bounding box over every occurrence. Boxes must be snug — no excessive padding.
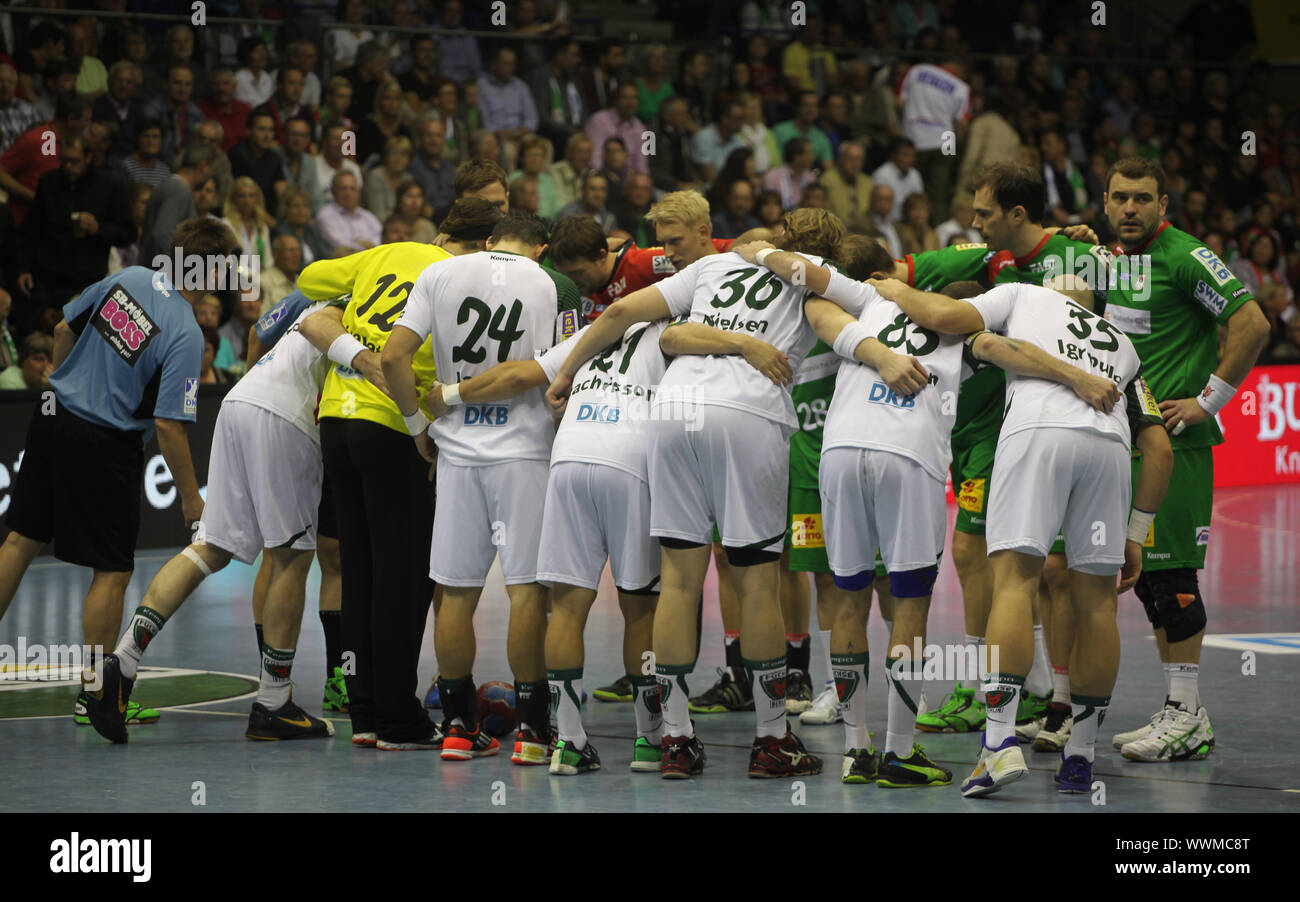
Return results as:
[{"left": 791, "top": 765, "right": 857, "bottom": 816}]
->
[
  {"left": 49, "top": 833, "right": 151, "bottom": 882},
  {"left": 886, "top": 638, "right": 999, "bottom": 682},
  {"left": 0, "top": 639, "right": 103, "bottom": 687},
  {"left": 150, "top": 250, "right": 260, "bottom": 294}
]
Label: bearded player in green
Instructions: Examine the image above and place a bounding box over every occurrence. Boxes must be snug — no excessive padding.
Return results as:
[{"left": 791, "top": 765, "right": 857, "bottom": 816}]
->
[
  {"left": 1101, "top": 157, "right": 1268, "bottom": 761},
  {"left": 899, "top": 163, "right": 1111, "bottom": 738}
]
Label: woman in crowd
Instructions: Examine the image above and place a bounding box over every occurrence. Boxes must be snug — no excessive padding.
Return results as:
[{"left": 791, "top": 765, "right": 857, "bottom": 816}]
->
[
  {"left": 362, "top": 135, "right": 415, "bottom": 221},
  {"left": 272, "top": 185, "right": 332, "bottom": 266},
  {"left": 223, "top": 176, "right": 275, "bottom": 271}
]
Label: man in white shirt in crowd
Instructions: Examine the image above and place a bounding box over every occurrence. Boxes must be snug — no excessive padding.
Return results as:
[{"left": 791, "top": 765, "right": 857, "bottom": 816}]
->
[
  {"left": 870, "top": 137, "right": 924, "bottom": 222},
  {"left": 318, "top": 170, "right": 381, "bottom": 256},
  {"left": 898, "top": 58, "right": 970, "bottom": 215}
]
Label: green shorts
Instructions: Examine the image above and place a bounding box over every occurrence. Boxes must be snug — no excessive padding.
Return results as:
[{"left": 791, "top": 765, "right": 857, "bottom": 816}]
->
[
  {"left": 1131, "top": 447, "right": 1213, "bottom": 571},
  {"left": 786, "top": 484, "right": 830, "bottom": 573},
  {"left": 874, "top": 551, "right": 887, "bottom": 579},
  {"left": 951, "top": 435, "right": 996, "bottom": 536}
]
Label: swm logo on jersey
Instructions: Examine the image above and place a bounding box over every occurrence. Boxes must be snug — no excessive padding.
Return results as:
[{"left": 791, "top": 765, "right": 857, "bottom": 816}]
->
[{"left": 1193, "top": 280, "right": 1227, "bottom": 316}]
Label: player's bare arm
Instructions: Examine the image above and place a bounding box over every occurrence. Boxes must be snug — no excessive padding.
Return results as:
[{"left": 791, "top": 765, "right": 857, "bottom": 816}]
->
[
  {"left": 1122, "top": 423, "right": 1174, "bottom": 593},
  {"left": 734, "top": 242, "right": 835, "bottom": 297},
  {"left": 1047, "top": 224, "right": 1099, "bottom": 245},
  {"left": 804, "top": 297, "right": 928, "bottom": 396},
  {"left": 970, "top": 332, "right": 1121, "bottom": 413},
  {"left": 302, "top": 305, "right": 389, "bottom": 398},
  {"left": 51, "top": 318, "right": 75, "bottom": 368},
  {"left": 659, "top": 322, "right": 792, "bottom": 385},
  {"left": 868, "top": 278, "right": 985, "bottom": 334},
  {"left": 379, "top": 324, "right": 424, "bottom": 420},
  {"left": 246, "top": 324, "right": 265, "bottom": 366},
  {"left": 430, "top": 360, "right": 548, "bottom": 416},
  {"left": 155, "top": 418, "right": 204, "bottom": 529},
  {"left": 1159, "top": 300, "right": 1270, "bottom": 435},
  {"left": 547, "top": 285, "right": 670, "bottom": 410}
]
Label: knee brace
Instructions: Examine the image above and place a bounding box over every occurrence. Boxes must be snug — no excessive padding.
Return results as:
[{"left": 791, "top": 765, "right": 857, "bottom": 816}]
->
[
  {"left": 1134, "top": 568, "right": 1206, "bottom": 643},
  {"left": 889, "top": 565, "right": 939, "bottom": 599},
  {"left": 832, "top": 570, "right": 873, "bottom": 592}
]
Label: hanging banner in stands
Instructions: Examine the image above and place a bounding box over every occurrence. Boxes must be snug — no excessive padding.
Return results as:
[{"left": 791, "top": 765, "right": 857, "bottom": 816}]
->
[
  {"left": 1212, "top": 365, "right": 1300, "bottom": 487},
  {"left": 0, "top": 385, "right": 230, "bottom": 550}
]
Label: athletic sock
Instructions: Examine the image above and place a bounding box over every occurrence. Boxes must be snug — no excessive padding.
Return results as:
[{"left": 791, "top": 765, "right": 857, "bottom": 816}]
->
[
  {"left": 885, "top": 656, "right": 922, "bottom": 757},
  {"left": 723, "top": 632, "right": 743, "bottom": 681},
  {"left": 1064, "top": 694, "right": 1110, "bottom": 763},
  {"left": 982, "top": 672, "right": 1025, "bottom": 749},
  {"left": 438, "top": 675, "right": 475, "bottom": 729},
  {"left": 656, "top": 662, "right": 692, "bottom": 738},
  {"left": 818, "top": 628, "right": 833, "bottom": 690},
  {"left": 786, "top": 633, "right": 811, "bottom": 676},
  {"left": 547, "top": 668, "right": 585, "bottom": 749},
  {"left": 1052, "top": 666, "right": 1070, "bottom": 705},
  {"left": 746, "top": 655, "right": 787, "bottom": 739},
  {"left": 257, "top": 644, "right": 295, "bottom": 710},
  {"left": 254, "top": 623, "right": 264, "bottom": 660},
  {"left": 631, "top": 674, "right": 662, "bottom": 740},
  {"left": 115, "top": 607, "right": 167, "bottom": 680},
  {"left": 970, "top": 635, "right": 987, "bottom": 702},
  {"left": 1167, "top": 663, "right": 1199, "bottom": 710},
  {"left": 1163, "top": 661, "right": 1173, "bottom": 698},
  {"left": 515, "top": 680, "right": 549, "bottom": 735},
  {"left": 1026, "top": 625, "right": 1052, "bottom": 696},
  {"left": 833, "top": 651, "right": 869, "bottom": 751},
  {"left": 318, "top": 610, "right": 342, "bottom": 679}
]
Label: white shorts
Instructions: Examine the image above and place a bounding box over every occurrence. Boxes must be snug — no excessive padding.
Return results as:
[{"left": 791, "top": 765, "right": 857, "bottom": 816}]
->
[
  {"left": 200, "top": 400, "right": 322, "bottom": 565},
  {"left": 648, "top": 406, "right": 789, "bottom": 551},
  {"left": 986, "top": 427, "right": 1130, "bottom": 575},
  {"left": 430, "top": 458, "right": 549, "bottom": 586},
  {"left": 819, "top": 446, "right": 946, "bottom": 576},
  {"left": 537, "top": 462, "right": 660, "bottom": 593}
]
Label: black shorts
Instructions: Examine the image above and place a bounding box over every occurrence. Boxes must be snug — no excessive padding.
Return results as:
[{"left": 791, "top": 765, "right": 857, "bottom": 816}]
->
[
  {"left": 317, "top": 472, "right": 337, "bottom": 541},
  {"left": 6, "top": 403, "right": 144, "bottom": 572}
]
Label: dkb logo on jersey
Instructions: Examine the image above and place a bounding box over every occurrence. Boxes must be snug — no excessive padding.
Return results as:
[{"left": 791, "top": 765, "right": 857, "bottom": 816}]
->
[
  {"left": 93, "top": 285, "right": 159, "bottom": 365},
  {"left": 791, "top": 513, "right": 824, "bottom": 549},
  {"left": 464, "top": 405, "right": 509, "bottom": 425},
  {"left": 867, "top": 382, "right": 917, "bottom": 409},
  {"left": 576, "top": 403, "right": 620, "bottom": 423}
]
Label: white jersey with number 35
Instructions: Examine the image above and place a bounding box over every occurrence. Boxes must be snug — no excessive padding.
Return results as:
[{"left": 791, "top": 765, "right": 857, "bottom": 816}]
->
[{"left": 398, "top": 251, "right": 567, "bottom": 466}]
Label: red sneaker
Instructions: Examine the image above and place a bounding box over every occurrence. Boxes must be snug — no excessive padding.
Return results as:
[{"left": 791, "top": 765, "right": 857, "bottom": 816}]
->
[
  {"left": 511, "top": 727, "right": 551, "bottom": 765},
  {"left": 660, "top": 733, "right": 707, "bottom": 779},
  {"left": 748, "top": 729, "right": 823, "bottom": 778}
]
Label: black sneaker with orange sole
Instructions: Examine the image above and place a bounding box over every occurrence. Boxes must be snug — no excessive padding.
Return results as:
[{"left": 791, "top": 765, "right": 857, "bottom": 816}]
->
[
  {"left": 748, "top": 728, "right": 823, "bottom": 778},
  {"left": 81, "top": 653, "right": 132, "bottom": 744},
  {"left": 661, "top": 733, "right": 707, "bottom": 779}
]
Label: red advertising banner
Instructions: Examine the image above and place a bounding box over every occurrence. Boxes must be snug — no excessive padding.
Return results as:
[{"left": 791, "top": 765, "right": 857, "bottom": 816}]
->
[{"left": 1213, "top": 365, "right": 1300, "bottom": 487}]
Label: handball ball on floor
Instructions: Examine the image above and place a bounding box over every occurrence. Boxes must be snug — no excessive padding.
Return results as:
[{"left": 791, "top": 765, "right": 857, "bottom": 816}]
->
[{"left": 476, "top": 681, "right": 517, "bottom": 737}]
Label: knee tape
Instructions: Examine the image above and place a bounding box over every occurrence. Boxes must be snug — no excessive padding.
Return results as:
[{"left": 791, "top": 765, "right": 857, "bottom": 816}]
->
[
  {"left": 182, "top": 546, "right": 213, "bottom": 577},
  {"left": 832, "top": 570, "right": 872, "bottom": 592},
  {"left": 889, "top": 565, "right": 938, "bottom": 599},
  {"left": 1135, "top": 569, "right": 1206, "bottom": 643}
]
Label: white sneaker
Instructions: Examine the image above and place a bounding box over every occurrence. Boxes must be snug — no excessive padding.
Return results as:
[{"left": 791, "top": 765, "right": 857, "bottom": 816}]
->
[
  {"left": 1031, "top": 703, "right": 1073, "bottom": 753},
  {"left": 960, "top": 735, "right": 1028, "bottom": 798},
  {"left": 1121, "top": 704, "right": 1214, "bottom": 762},
  {"left": 1015, "top": 716, "right": 1042, "bottom": 743},
  {"left": 1111, "top": 701, "right": 1174, "bottom": 750},
  {"left": 800, "top": 686, "right": 843, "bottom": 725}
]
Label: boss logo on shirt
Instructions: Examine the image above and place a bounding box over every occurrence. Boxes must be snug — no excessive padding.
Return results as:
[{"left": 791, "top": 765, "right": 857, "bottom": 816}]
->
[
  {"left": 464, "top": 405, "right": 509, "bottom": 425},
  {"left": 93, "top": 285, "right": 159, "bottom": 366}
]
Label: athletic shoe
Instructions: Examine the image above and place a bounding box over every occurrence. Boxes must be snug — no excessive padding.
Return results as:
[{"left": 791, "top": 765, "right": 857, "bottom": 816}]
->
[
  {"left": 423, "top": 677, "right": 441, "bottom": 709},
  {"left": 660, "top": 732, "right": 707, "bottom": 779},
  {"left": 688, "top": 667, "right": 753, "bottom": 713},
  {"left": 246, "top": 698, "right": 336, "bottom": 740},
  {"left": 1055, "top": 753, "right": 1093, "bottom": 793},
  {"left": 79, "top": 655, "right": 135, "bottom": 744},
  {"left": 75, "top": 695, "right": 161, "bottom": 727},
  {"left": 1016, "top": 688, "right": 1049, "bottom": 725},
  {"left": 511, "top": 727, "right": 551, "bottom": 765},
  {"left": 748, "top": 729, "right": 823, "bottom": 778},
  {"left": 800, "top": 686, "right": 843, "bottom": 725},
  {"left": 322, "top": 666, "right": 349, "bottom": 712},
  {"left": 351, "top": 731, "right": 377, "bottom": 747},
  {"left": 960, "top": 734, "right": 1028, "bottom": 798},
  {"left": 1014, "top": 716, "right": 1040, "bottom": 743},
  {"left": 630, "top": 735, "right": 663, "bottom": 772},
  {"left": 915, "top": 684, "right": 985, "bottom": 733},
  {"left": 439, "top": 722, "right": 497, "bottom": 759},
  {"left": 876, "top": 744, "right": 952, "bottom": 788},
  {"left": 593, "top": 675, "right": 633, "bottom": 703},
  {"left": 784, "top": 669, "right": 813, "bottom": 715},
  {"left": 1032, "top": 703, "right": 1074, "bottom": 753},
  {"left": 840, "top": 746, "right": 880, "bottom": 784},
  {"left": 1111, "top": 700, "right": 1172, "bottom": 750},
  {"left": 1121, "top": 704, "right": 1214, "bottom": 762},
  {"left": 550, "top": 738, "right": 601, "bottom": 775}
]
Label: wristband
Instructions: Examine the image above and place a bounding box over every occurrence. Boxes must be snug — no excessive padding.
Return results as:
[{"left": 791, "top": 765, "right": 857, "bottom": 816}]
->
[
  {"left": 1194, "top": 373, "right": 1235, "bottom": 417},
  {"left": 1127, "top": 508, "right": 1156, "bottom": 545},
  {"left": 832, "top": 321, "right": 873, "bottom": 361},
  {"left": 403, "top": 409, "right": 430, "bottom": 436},
  {"left": 442, "top": 382, "right": 463, "bottom": 406},
  {"left": 327, "top": 333, "right": 366, "bottom": 368},
  {"left": 755, "top": 247, "right": 777, "bottom": 266}
]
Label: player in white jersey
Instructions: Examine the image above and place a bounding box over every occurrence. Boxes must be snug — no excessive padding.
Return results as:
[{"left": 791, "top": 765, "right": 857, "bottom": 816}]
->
[
  {"left": 743, "top": 247, "right": 1128, "bottom": 787},
  {"left": 417, "top": 317, "right": 673, "bottom": 774},
  {"left": 383, "top": 214, "right": 582, "bottom": 765},
  {"left": 83, "top": 294, "right": 387, "bottom": 744},
  {"left": 547, "top": 208, "right": 850, "bottom": 779},
  {"left": 868, "top": 276, "right": 1174, "bottom": 797}
]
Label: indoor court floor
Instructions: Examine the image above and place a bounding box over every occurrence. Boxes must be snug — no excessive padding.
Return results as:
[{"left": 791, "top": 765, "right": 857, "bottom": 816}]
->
[{"left": 2, "top": 484, "right": 1297, "bottom": 813}]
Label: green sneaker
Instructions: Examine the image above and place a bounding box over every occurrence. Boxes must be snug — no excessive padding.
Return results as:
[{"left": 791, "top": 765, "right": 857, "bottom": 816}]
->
[
  {"left": 630, "top": 735, "right": 663, "bottom": 772},
  {"left": 840, "top": 746, "right": 881, "bottom": 784},
  {"left": 915, "top": 684, "right": 985, "bottom": 733},
  {"left": 323, "top": 666, "right": 350, "bottom": 712},
  {"left": 1016, "top": 689, "right": 1050, "bottom": 725},
  {"left": 549, "top": 738, "right": 601, "bottom": 775},
  {"left": 74, "top": 692, "right": 159, "bottom": 726},
  {"left": 877, "top": 744, "right": 953, "bottom": 787}
]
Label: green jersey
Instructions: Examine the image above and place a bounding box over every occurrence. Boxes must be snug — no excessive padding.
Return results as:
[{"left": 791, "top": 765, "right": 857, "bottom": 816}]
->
[
  {"left": 790, "top": 339, "right": 837, "bottom": 489},
  {"left": 1104, "top": 222, "right": 1252, "bottom": 451},
  {"left": 906, "top": 242, "right": 997, "bottom": 291}
]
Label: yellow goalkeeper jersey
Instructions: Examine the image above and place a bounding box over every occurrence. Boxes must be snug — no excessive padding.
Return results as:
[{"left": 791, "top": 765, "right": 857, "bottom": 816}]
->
[{"left": 298, "top": 242, "right": 454, "bottom": 433}]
